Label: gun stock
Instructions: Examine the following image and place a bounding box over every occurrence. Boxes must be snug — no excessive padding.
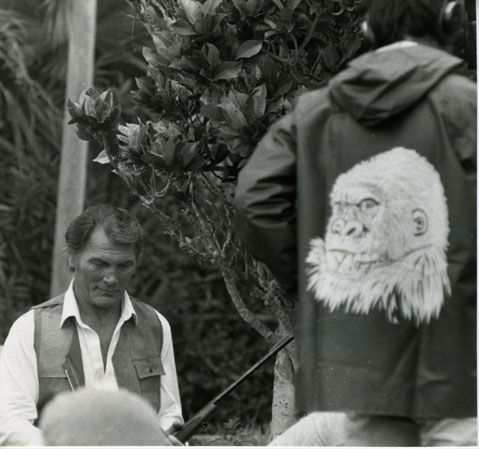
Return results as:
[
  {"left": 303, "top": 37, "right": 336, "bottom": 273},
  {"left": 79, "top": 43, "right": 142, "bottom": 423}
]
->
[{"left": 173, "top": 334, "right": 293, "bottom": 443}]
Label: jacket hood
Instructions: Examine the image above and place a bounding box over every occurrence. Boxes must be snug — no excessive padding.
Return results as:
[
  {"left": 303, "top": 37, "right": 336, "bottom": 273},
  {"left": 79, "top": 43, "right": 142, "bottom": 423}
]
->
[{"left": 329, "top": 43, "right": 465, "bottom": 126}]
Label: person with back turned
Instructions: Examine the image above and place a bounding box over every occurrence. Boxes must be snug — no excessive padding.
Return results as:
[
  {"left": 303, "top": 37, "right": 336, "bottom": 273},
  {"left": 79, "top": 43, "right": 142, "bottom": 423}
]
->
[
  {"left": 235, "top": 0, "right": 476, "bottom": 445},
  {"left": 39, "top": 389, "right": 173, "bottom": 446},
  {"left": 0, "top": 204, "right": 183, "bottom": 445}
]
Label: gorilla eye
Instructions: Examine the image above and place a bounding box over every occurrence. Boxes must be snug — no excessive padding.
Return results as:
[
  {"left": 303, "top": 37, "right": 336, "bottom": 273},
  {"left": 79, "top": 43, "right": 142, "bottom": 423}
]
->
[{"left": 359, "top": 198, "right": 379, "bottom": 211}]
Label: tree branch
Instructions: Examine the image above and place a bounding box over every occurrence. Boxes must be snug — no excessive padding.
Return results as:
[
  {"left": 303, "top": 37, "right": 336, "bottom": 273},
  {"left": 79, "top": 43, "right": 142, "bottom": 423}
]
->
[{"left": 221, "top": 266, "right": 274, "bottom": 341}]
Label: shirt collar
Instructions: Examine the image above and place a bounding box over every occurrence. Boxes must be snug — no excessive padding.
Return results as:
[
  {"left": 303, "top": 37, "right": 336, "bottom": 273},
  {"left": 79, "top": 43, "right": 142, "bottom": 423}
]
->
[{"left": 60, "top": 280, "right": 138, "bottom": 328}]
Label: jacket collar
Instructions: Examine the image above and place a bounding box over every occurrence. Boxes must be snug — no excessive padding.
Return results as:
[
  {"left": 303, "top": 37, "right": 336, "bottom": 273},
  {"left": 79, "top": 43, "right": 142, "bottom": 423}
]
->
[{"left": 376, "top": 40, "right": 417, "bottom": 53}]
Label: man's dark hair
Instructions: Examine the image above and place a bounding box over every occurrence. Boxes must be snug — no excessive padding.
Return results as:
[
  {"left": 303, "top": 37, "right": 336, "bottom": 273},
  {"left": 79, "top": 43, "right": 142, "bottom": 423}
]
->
[
  {"left": 367, "top": 0, "right": 449, "bottom": 47},
  {"left": 65, "top": 204, "right": 144, "bottom": 260}
]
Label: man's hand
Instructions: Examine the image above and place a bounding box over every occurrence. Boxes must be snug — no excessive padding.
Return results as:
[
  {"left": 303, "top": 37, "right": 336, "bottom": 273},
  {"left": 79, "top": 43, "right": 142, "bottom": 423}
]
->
[{"left": 165, "top": 422, "right": 185, "bottom": 446}]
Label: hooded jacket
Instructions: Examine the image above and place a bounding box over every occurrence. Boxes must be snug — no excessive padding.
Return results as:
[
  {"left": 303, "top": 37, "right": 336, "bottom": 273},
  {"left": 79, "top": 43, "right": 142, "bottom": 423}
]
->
[{"left": 234, "top": 42, "right": 476, "bottom": 418}]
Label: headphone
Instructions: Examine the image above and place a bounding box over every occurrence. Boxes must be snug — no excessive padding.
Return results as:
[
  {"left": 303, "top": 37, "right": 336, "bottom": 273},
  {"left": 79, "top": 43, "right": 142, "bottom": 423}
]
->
[
  {"left": 361, "top": 0, "right": 467, "bottom": 47},
  {"left": 437, "top": 0, "right": 466, "bottom": 41},
  {"left": 360, "top": 19, "right": 376, "bottom": 47}
]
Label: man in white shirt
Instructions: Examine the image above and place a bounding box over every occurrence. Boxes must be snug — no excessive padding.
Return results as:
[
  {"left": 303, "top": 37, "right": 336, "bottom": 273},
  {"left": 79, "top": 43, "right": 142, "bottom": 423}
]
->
[{"left": 0, "top": 204, "right": 183, "bottom": 445}]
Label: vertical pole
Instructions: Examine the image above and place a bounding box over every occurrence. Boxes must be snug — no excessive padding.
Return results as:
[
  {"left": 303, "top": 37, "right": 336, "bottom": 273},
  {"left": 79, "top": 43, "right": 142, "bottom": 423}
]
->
[{"left": 50, "top": 0, "right": 97, "bottom": 297}]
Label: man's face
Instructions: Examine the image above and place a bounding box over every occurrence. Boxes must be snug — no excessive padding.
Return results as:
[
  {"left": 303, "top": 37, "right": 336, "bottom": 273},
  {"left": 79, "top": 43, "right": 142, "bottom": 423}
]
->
[{"left": 68, "top": 226, "right": 137, "bottom": 312}]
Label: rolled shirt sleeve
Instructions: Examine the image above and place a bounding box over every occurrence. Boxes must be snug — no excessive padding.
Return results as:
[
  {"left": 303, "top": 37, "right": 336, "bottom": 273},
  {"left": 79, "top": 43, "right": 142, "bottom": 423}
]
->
[
  {"left": 0, "top": 310, "right": 44, "bottom": 446},
  {"left": 155, "top": 311, "right": 184, "bottom": 432}
]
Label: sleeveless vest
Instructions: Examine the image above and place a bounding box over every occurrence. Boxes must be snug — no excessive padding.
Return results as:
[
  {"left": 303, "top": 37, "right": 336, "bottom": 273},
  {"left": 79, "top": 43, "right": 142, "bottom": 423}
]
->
[{"left": 32, "top": 295, "right": 164, "bottom": 418}]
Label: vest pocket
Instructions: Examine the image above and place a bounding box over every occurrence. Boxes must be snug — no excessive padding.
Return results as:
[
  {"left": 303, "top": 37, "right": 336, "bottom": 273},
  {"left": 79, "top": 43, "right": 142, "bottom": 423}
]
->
[
  {"left": 133, "top": 357, "right": 164, "bottom": 411},
  {"left": 133, "top": 357, "right": 165, "bottom": 378}
]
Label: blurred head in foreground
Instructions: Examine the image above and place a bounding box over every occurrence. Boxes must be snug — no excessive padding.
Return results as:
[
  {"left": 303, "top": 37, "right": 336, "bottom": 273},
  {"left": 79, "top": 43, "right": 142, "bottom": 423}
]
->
[{"left": 39, "top": 388, "right": 171, "bottom": 446}]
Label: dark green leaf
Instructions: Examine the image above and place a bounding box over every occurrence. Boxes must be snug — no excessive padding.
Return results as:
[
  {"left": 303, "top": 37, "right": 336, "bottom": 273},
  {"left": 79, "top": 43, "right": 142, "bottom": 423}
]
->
[
  {"left": 252, "top": 84, "right": 267, "bottom": 117},
  {"left": 218, "top": 100, "right": 248, "bottom": 129},
  {"left": 200, "top": 0, "right": 222, "bottom": 15},
  {"left": 235, "top": 40, "right": 262, "bottom": 60},
  {"left": 185, "top": 155, "right": 207, "bottom": 170},
  {"left": 170, "top": 19, "right": 198, "bottom": 36},
  {"left": 212, "top": 61, "right": 242, "bottom": 81},
  {"left": 200, "top": 104, "right": 223, "bottom": 121},
  {"left": 181, "top": 141, "right": 200, "bottom": 167},
  {"left": 143, "top": 47, "right": 162, "bottom": 67},
  {"left": 93, "top": 150, "right": 111, "bottom": 165},
  {"left": 205, "top": 43, "right": 220, "bottom": 66},
  {"left": 322, "top": 44, "right": 340, "bottom": 71},
  {"left": 179, "top": 0, "right": 202, "bottom": 22}
]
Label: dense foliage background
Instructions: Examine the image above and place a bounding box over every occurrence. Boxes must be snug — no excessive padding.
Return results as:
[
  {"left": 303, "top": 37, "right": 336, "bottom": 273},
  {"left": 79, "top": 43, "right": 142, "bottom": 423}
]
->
[
  {"left": 0, "top": 0, "right": 302, "bottom": 435},
  {"left": 0, "top": 0, "right": 475, "bottom": 442},
  {"left": 65, "top": 0, "right": 367, "bottom": 435}
]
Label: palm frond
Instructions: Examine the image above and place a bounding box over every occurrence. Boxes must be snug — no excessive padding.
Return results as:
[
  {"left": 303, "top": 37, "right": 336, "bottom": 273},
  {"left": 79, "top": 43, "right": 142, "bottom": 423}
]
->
[
  {"left": 0, "top": 6, "right": 61, "bottom": 159},
  {"left": 40, "top": 0, "right": 69, "bottom": 46}
]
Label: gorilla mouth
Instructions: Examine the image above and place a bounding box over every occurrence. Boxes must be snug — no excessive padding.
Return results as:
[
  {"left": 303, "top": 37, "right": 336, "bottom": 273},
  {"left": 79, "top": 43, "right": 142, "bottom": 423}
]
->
[{"left": 325, "top": 250, "right": 387, "bottom": 275}]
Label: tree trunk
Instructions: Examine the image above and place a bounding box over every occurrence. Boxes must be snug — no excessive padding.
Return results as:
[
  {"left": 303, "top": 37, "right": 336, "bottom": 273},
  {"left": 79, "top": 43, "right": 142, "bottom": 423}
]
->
[
  {"left": 220, "top": 266, "right": 297, "bottom": 439},
  {"left": 50, "top": 0, "right": 97, "bottom": 297},
  {"left": 271, "top": 347, "right": 296, "bottom": 439}
]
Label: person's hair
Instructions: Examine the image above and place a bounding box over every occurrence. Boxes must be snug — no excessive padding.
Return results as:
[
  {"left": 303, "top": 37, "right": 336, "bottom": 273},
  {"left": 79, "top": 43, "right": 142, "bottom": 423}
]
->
[
  {"left": 65, "top": 204, "right": 144, "bottom": 261},
  {"left": 39, "top": 390, "right": 171, "bottom": 446},
  {"left": 366, "top": 0, "right": 449, "bottom": 47}
]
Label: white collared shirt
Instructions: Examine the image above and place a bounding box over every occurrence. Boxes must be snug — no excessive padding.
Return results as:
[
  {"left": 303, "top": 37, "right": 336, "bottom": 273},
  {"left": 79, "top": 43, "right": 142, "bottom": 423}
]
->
[{"left": 0, "top": 282, "right": 183, "bottom": 446}]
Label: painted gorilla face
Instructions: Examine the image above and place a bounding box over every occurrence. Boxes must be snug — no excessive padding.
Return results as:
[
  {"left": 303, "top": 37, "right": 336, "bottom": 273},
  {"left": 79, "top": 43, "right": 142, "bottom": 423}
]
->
[
  {"left": 306, "top": 147, "right": 450, "bottom": 325},
  {"left": 325, "top": 183, "right": 387, "bottom": 277}
]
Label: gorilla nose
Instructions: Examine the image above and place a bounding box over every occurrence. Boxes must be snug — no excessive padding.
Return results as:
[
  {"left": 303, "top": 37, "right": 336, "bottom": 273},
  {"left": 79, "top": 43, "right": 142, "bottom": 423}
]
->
[
  {"left": 345, "top": 220, "right": 364, "bottom": 237},
  {"left": 331, "top": 219, "right": 364, "bottom": 237}
]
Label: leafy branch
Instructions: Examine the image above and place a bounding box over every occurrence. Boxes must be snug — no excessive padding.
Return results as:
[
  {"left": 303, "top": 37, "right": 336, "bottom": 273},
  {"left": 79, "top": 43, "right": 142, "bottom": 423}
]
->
[{"left": 67, "top": 0, "right": 366, "bottom": 427}]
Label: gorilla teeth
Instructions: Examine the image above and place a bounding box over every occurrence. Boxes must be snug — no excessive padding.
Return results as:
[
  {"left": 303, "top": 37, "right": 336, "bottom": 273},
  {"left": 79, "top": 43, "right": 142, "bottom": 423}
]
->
[{"left": 326, "top": 251, "right": 382, "bottom": 275}]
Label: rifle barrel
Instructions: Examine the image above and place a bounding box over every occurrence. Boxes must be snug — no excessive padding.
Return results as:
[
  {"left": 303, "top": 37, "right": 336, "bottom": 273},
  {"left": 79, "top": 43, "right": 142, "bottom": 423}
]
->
[
  {"left": 210, "top": 334, "right": 293, "bottom": 404},
  {"left": 172, "top": 334, "right": 294, "bottom": 443}
]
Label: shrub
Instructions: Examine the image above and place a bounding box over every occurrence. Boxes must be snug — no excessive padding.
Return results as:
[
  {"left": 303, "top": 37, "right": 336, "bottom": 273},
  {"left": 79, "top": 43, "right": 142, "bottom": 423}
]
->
[{"left": 67, "top": 0, "right": 366, "bottom": 435}]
